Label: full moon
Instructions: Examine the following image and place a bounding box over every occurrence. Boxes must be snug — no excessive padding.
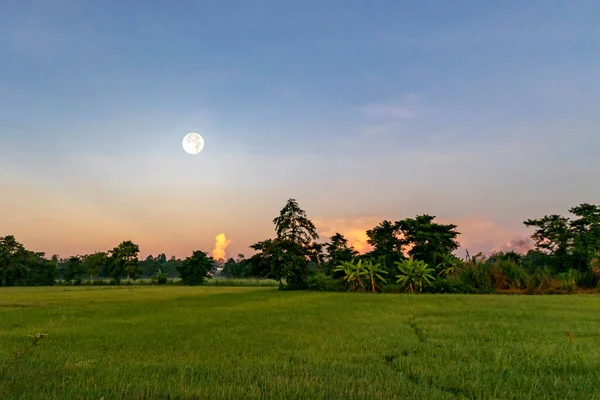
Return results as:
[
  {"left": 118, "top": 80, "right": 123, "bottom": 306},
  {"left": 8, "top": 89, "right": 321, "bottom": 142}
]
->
[{"left": 182, "top": 132, "right": 204, "bottom": 155}]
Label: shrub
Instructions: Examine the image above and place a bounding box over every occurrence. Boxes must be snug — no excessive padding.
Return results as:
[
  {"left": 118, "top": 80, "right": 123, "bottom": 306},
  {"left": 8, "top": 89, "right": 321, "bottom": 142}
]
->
[
  {"left": 527, "top": 267, "right": 553, "bottom": 293},
  {"left": 493, "top": 260, "right": 528, "bottom": 289},
  {"left": 458, "top": 263, "right": 494, "bottom": 293},
  {"left": 429, "top": 275, "right": 475, "bottom": 294},
  {"left": 436, "top": 253, "right": 463, "bottom": 277},
  {"left": 526, "top": 267, "right": 579, "bottom": 294},
  {"left": 152, "top": 268, "right": 168, "bottom": 285},
  {"left": 380, "top": 282, "right": 405, "bottom": 293},
  {"left": 555, "top": 269, "right": 579, "bottom": 294},
  {"left": 577, "top": 269, "right": 598, "bottom": 289},
  {"left": 306, "top": 272, "right": 344, "bottom": 292},
  {"left": 458, "top": 259, "right": 528, "bottom": 292}
]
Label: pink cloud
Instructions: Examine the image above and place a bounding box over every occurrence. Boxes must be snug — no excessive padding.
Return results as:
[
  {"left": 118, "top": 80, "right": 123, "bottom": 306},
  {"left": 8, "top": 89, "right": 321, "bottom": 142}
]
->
[{"left": 437, "top": 216, "right": 533, "bottom": 257}]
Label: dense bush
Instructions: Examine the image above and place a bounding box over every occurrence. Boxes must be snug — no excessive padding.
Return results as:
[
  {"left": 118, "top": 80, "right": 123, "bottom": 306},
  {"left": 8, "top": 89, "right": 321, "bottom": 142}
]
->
[
  {"left": 429, "top": 275, "right": 476, "bottom": 294},
  {"left": 577, "top": 269, "right": 598, "bottom": 288},
  {"left": 332, "top": 251, "right": 598, "bottom": 295},
  {"left": 458, "top": 262, "right": 495, "bottom": 293},
  {"left": 493, "top": 259, "right": 529, "bottom": 289},
  {"left": 177, "top": 251, "right": 214, "bottom": 286},
  {"left": 380, "top": 282, "right": 405, "bottom": 293},
  {"left": 152, "top": 268, "right": 168, "bottom": 285},
  {"left": 306, "top": 272, "right": 345, "bottom": 292},
  {"left": 526, "top": 267, "right": 553, "bottom": 292}
]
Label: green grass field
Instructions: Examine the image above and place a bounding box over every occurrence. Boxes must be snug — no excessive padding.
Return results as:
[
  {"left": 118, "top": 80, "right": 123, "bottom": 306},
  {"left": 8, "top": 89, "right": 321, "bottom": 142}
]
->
[
  {"left": 64, "top": 277, "right": 280, "bottom": 287},
  {"left": 1, "top": 287, "right": 599, "bottom": 399}
]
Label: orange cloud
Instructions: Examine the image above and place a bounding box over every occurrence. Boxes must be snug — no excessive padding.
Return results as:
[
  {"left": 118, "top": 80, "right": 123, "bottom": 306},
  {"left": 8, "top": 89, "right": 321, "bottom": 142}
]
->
[
  {"left": 314, "top": 217, "right": 380, "bottom": 254},
  {"left": 342, "top": 230, "right": 372, "bottom": 254},
  {"left": 211, "top": 233, "right": 231, "bottom": 261}
]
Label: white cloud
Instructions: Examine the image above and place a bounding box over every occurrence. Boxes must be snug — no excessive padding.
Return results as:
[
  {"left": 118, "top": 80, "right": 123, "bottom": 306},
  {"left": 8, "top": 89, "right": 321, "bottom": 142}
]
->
[
  {"left": 362, "top": 104, "right": 413, "bottom": 120},
  {"left": 362, "top": 123, "right": 399, "bottom": 137}
]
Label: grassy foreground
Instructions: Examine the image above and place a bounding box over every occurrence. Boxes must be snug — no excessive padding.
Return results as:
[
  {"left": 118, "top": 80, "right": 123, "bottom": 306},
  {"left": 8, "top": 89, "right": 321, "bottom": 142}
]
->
[
  {"left": 1, "top": 287, "right": 599, "bottom": 399},
  {"left": 63, "top": 277, "right": 280, "bottom": 287}
]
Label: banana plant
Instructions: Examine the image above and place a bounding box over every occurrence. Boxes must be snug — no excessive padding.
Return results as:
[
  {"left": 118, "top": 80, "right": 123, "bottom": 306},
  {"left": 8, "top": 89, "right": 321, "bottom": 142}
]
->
[
  {"left": 363, "top": 260, "right": 388, "bottom": 292},
  {"left": 395, "top": 257, "right": 435, "bottom": 293},
  {"left": 436, "top": 253, "right": 462, "bottom": 277},
  {"left": 334, "top": 259, "right": 368, "bottom": 292}
]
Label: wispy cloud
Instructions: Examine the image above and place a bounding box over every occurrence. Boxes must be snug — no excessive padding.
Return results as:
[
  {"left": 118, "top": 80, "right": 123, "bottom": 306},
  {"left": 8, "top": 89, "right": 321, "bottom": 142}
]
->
[
  {"left": 362, "top": 104, "right": 413, "bottom": 120},
  {"left": 361, "top": 123, "right": 399, "bottom": 137},
  {"left": 359, "top": 95, "right": 422, "bottom": 137},
  {"left": 382, "top": 3, "right": 600, "bottom": 51}
]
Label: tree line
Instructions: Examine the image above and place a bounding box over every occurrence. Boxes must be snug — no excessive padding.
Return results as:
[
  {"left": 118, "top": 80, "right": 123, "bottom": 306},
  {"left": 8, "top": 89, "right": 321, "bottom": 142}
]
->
[
  {"left": 0, "top": 238, "right": 214, "bottom": 287},
  {"left": 1, "top": 199, "right": 599, "bottom": 293},
  {"left": 241, "top": 199, "right": 600, "bottom": 293}
]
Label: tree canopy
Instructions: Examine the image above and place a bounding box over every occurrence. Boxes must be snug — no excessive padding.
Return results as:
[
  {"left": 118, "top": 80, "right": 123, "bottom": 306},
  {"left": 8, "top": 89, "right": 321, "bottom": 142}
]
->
[
  {"left": 397, "top": 214, "right": 460, "bottom": 269},
  {"left": 177, "top": 250, "right": 215, "bottom": 285},
  {"left": 251, "top": 198, "right": 320, "bottom": 288}
]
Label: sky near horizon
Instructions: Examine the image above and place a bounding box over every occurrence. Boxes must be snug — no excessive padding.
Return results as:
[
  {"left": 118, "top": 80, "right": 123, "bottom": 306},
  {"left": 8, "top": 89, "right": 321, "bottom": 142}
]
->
[{"left": 1, "top": 0, "right": 599, "bottom": 260}]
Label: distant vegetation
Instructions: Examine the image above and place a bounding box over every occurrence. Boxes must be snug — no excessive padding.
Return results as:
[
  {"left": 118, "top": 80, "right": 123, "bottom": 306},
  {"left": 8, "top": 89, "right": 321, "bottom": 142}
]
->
[{"left": 1, "top": 199, "right": 599, "bottom": 294}]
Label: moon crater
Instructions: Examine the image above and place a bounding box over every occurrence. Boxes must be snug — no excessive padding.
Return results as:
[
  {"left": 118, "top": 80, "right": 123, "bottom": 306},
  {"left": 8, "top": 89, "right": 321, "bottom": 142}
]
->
[{"left": 182, "top": 132, "right": 204, "bottom": 155}]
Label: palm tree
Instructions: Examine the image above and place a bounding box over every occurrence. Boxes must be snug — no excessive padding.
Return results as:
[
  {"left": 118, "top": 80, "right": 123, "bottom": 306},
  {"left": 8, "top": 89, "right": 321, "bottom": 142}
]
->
[
  {"left": 334, "top": 259, "right": 368, "bottom": 292},
  {"left": 395, "top": 257, "right": 435, "bottom": 293},
  {"left": 363, "top": 260, "right": 388, "bottom": 292}
]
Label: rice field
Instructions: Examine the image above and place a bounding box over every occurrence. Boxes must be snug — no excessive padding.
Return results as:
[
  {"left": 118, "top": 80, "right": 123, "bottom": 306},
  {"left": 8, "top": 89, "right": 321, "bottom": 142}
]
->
[
  {"left": 1, "top": 286, "right": 599, "bottom": 399},
  {"left": 58, "top": 277, "right": 280, "bottom": 287}
]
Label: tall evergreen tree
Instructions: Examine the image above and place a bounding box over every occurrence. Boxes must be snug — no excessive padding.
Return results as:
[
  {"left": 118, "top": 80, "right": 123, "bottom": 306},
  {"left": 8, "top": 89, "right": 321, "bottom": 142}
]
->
[{"left": 250, "top": 198, "right": 319, "bottom": 289}]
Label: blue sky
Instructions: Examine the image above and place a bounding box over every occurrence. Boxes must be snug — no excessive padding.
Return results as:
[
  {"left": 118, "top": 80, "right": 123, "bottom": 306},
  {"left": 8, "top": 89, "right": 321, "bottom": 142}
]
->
[{"left": 1, "top": 0, "right": 599, "bottom": 258}]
